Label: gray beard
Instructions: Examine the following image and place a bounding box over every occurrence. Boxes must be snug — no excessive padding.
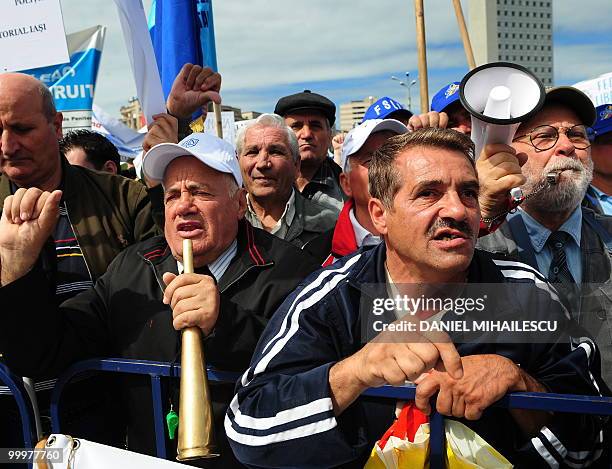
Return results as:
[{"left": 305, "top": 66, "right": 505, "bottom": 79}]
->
[{"left": 521, "top": 158, "right": 593, "bottom": 214}]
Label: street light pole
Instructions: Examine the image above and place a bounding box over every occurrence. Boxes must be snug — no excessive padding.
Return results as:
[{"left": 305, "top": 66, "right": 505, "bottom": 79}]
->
[{"left": 391, "top": 72, "right": 418, "bottom": 112}]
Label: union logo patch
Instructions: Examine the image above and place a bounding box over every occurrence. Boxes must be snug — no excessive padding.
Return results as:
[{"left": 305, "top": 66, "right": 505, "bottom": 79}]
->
[
  {"left": 445, "top": 83, "right": 460, "bottom": 99},
  {"left": 600, "top": 105, "right": 612, "bottom": 121},
  {"left": 182, "top": 138, "right": 199, "bottom": 148}
]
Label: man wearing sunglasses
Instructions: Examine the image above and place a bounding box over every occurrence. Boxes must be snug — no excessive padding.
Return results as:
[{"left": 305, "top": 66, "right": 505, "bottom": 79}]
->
[{"left": 478, "top": 87, "right": 612, "bottom": 389}]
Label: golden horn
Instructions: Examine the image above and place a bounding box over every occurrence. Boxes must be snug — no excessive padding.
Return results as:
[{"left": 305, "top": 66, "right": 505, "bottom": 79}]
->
[{"left": 176, "top": 238, "right": 219, "bottom": 460}]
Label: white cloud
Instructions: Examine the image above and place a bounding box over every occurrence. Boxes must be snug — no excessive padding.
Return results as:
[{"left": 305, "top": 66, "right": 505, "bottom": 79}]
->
[
  {"left": 214, "top": 0, "right": 464, "bottom": 90},
  {"left": 554, "top": 0, "right": 612, "bottom": 34},
  {"left": 554, "top": 43, "right": 612, "bottom": 84},
  {"left": 55, "top": 0, "right": 612, "bottom": 117}
]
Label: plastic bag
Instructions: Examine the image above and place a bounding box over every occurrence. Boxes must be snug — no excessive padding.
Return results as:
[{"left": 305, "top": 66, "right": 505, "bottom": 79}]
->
[{"left": 364, "top": 402, "right": 513, "bottom": 469}]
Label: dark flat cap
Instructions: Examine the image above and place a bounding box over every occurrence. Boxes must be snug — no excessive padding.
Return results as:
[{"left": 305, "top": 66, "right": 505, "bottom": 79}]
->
[
  {"left": 545, "top": 87, "right": 596, "bottom": 127},
  {"left": 274, "top": 90, "right": 336, "bottom": 126}
]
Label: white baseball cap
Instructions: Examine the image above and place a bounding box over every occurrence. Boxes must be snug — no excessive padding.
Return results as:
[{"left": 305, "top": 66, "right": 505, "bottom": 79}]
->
[
  {"left": 143, "top": 133, "right": 242, "bottom": 186},
  {"left": 340, "top": 119, "right": 408, "bottom": 172}
]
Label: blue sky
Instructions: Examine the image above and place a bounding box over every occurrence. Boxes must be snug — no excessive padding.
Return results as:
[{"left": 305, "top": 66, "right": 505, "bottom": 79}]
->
[{"left": 58, "top": 0, "right": 612, "bottom": 119}]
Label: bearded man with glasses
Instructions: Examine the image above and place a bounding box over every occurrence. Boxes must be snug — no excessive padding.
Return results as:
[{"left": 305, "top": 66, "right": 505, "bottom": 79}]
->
[{"left": 478, "top": 87, "right": 612, "bottom": 391}]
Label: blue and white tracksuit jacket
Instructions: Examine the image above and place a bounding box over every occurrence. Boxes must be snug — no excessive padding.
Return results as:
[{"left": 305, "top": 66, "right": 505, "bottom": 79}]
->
[{"left": 226, "top": 244, "right": 609, "bottom": 468}]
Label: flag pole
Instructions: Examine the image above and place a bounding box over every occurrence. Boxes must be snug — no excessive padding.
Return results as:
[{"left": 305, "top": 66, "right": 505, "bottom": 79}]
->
[
  {"left": 198, "top": 0, "right": 223, "bottom": 139},
  {"left": 452, "top": 0, "right": 476, "bottom": 70},
  {"left": 414, "top": 0, "right": 429, "bottom": 113},
  {"left": 213, "top": 103, "right": 223, "bottom": 138}
]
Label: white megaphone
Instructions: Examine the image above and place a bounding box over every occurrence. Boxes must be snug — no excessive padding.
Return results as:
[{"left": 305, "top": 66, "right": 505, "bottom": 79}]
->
[{"left": 459, "top": 62, "right": 545, "bottom": 200}]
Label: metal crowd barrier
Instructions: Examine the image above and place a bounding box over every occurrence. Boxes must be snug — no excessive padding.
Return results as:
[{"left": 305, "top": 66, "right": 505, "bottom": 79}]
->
[
  {"left": 1, "top": 358, "right": 612, "bottom": 468},
  {"left": 49, "top": 358, "right": 239, "bottom": 460},
  {"left": 363, "top": 386, "right": 612, "bottom": 469},
  {"left": 0, "top": 362, "right": 37, "bottom": 449}
]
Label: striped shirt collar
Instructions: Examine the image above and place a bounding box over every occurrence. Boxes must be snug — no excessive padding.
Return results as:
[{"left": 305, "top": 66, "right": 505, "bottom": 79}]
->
[{"left": 176, "top": 238, "right": 237, "bottom": 282}]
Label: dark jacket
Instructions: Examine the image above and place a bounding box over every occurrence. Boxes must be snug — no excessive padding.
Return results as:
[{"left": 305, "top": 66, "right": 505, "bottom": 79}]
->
[
  {"left": 245, "top": 190, "right": 336, "bottom": 259},
  {"left": 477, "top": 206, "right": 612, "bottom": 387},
  {"left": 583, "top": 185, "right": 606, "bottom": 215},
  {"left": 227, "top": 244, "right": 608, "bottom": 468},
  {"left": 0, "top": 156, "right": 159, "bottom": 280},
  {"left": 0, "top": 221, "right": 320, "bottom": 467},
  {"left": 301, "top": 157, "right": 345, "bottom": 212},
  {"left": 284, "top": 191, "right": 337, "bottom": 252}
]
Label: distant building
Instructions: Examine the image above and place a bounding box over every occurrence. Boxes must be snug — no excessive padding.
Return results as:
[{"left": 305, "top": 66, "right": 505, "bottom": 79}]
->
[
  {"left": 241, "top": 111, "right": 263, "bottom": 121},
  {"left": 207, "top": 104, "right": 262, "bottom": 122},
  {"left": 119, "top": 98, "right": 262, "bottom": 130},
  {"left": 339, "top": 96, "right": 377, "bottom": 132},
  {"left": 120, "top": 97, "right": 145, "bottom": 130},
  {"left": 469, "top": 0, "right": 553, "bottom": 86},
  {"left": 212, "top": 104, "right": 243, "bottom": 122}
]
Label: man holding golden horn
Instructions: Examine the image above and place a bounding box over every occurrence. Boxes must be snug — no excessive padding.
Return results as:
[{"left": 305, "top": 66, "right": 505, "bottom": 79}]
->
[{"left": 0, "top": 133, "right": 320, "bottom": 467}]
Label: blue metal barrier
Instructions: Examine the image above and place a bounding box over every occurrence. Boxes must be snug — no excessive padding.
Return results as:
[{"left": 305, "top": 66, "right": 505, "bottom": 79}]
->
[
  {"left": 33, "top": 358, "right": 612, "bottom": 468},
  {"left": 0, "top": 363, "right": 38, "bottom": 469},
  {"left": 49, "top": 358, "right": 240, "bottom": 460},
  {"left": 364, "top": 387, "right": 612, "bottom": 469},
  {"left": 0, "top": 363, "right": 37, "bottom": 449}
]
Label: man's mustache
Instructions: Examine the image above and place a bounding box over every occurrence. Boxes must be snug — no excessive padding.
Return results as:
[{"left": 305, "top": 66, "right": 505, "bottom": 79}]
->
[
  {"left": 542, "top": 158, "right": 584, "bottom": 176},
  {"left": 427, "top": 218, "right": 475, "bottom": 239}
]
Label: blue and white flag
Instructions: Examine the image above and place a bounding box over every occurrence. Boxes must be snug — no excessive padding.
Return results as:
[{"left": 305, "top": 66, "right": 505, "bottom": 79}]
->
[
  {"left": 197, "top": 0, "right": 218, "bottom": 72},
  {"left": 92, "top": 104, "right": 145, "bottom": 162},
  {"left": 114, "top": 0, "right": 165, "bottom": 125},
  {"left": 22, "top": 25, "right": 106, "bottom": 132},
  {"left": 149, "top": 0, "right": 219, "bottom": 118}
]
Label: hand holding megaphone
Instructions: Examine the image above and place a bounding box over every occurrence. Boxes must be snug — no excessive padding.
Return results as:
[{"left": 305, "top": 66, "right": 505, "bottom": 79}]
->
[
  {"left": 476, "top": 143, "right": 527, "bottom": 222},
  {"left": 460, "top": 62, "right": 545, "bottom": 202}
]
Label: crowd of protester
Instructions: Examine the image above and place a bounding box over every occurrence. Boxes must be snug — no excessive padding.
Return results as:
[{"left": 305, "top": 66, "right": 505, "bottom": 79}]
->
[{"left": 0, "top": 61, "right": 611, "bottom": 468}]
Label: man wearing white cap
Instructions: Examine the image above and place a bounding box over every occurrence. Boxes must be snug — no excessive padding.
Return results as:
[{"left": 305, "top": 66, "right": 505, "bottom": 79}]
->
[
  {"left": 0, "top": 133, "right": 319, "bottom": 465},
  {"left": 308, "top": 119, "right": 408, "bottom": 265}
]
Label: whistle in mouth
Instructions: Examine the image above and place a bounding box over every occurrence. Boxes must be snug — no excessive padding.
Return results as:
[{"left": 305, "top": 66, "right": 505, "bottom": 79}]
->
[{"left": 546, "top": 172, "right": 560, "bottom": 185}]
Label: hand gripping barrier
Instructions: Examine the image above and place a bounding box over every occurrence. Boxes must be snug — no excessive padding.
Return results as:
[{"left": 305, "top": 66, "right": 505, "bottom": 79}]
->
[{"left": 1, "top": 358, "right": 611, "bottom": 468}]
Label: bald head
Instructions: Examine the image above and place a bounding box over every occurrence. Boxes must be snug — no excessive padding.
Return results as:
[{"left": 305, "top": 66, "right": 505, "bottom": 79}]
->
[
  {"left": 0, "top": 73, "right": 56, "bottom": 122},
  {"left": 0, "top": 73, "right": 64, "bottom": 190}
]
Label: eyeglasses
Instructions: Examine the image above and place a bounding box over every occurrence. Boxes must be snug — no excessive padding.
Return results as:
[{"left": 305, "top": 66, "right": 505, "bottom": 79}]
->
[{"left": 513, "top": 124, "right": 592, "bottom": 151}]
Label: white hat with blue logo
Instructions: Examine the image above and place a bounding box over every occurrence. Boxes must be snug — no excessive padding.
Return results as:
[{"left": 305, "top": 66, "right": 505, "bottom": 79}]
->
[
  {"left": 143, "top": 133, "right": 242, "bottom": 186},
  {"left": 341, "top": 119, "right": 408, "bottom": 172}
]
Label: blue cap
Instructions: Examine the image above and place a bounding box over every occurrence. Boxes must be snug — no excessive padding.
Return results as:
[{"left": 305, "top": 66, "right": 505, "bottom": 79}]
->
[
  {"left": 431, "top": 82, "right": 461, "bottom": 113},
  {"left": 593, "top": 104, "right": 612, "bottom": 139},
  {"left": 362, "top": 97, "right": 412, "bottom": 122}
]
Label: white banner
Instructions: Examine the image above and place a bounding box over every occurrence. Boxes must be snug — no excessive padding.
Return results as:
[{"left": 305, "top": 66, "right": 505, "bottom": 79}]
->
[
  {"left": 234, "top": 118, "right": 256, "bottom": 134},
  {"left": 0, "top": 0, "right": 69, "bottom": 72},
  {"left": 204, "top": 111, "right": 237, "bottom": 145},
  {"left": 573, "top": 72, "right": 612, "bottom": 107}
]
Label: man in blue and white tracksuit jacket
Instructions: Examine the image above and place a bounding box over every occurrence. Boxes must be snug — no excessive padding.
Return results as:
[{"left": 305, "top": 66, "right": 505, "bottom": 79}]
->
[
  {"left": 226, "top": 246, "right": 608, "bottom": 468},
  {"left": 226, "top": 129, "right": 609, "bottom": 469}
]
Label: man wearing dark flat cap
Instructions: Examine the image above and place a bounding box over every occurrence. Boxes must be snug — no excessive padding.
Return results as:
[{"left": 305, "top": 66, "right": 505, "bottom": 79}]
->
[{"left": 275, "top": 90, "right": 345, "bottom": 212}]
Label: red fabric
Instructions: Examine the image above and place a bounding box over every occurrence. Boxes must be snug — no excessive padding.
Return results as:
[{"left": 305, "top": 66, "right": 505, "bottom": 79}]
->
[
  {"left": 323, "top": 199, "right": 359, "bottom": 267},
  {"left": 321, "top": 254, "right": 336, "bottom": 267},
  {"left": 378, "top": 402, "right": 429, "bottom": 449}
]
